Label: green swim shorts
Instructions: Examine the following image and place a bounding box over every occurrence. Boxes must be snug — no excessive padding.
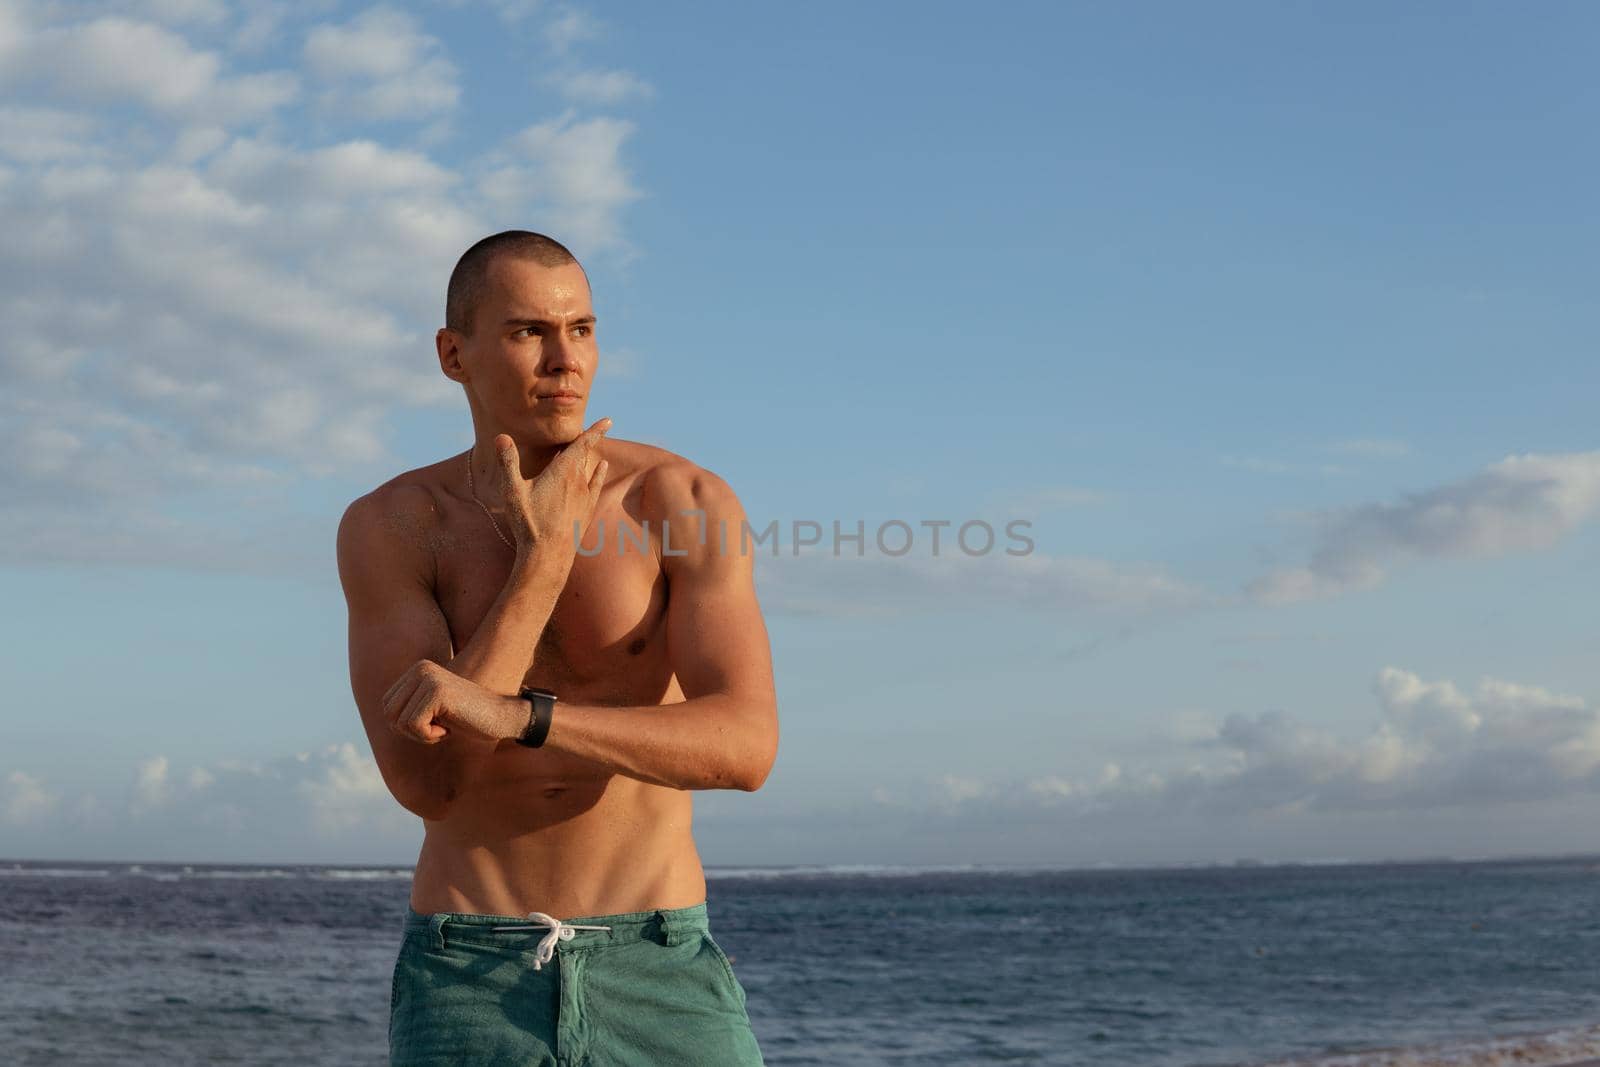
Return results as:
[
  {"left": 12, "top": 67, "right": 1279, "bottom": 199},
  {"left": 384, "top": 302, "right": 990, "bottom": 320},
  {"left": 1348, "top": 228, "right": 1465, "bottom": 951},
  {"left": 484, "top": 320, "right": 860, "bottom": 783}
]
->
[{"left": 389, "top": 900, "right": 766, "bottom": 1066}]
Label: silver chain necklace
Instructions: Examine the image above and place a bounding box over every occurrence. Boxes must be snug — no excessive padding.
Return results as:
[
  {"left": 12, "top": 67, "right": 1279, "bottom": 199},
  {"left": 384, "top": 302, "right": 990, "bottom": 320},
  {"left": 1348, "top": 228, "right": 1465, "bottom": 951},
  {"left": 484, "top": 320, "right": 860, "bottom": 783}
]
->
[{"left": 465, "top": 445, "right": 515, "bottom": 549}]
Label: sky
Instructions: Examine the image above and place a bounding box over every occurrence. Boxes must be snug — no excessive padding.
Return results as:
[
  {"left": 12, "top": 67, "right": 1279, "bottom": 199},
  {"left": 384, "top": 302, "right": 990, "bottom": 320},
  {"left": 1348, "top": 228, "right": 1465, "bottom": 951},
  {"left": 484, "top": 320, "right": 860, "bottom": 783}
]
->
[{"left": 1, "top": 0, "right": 1598, "bottom": 869}]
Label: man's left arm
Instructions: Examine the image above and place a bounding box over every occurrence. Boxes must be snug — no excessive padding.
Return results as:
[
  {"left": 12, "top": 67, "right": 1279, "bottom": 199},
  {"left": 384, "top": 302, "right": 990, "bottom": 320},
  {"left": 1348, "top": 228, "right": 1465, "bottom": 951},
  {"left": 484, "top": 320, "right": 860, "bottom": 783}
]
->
[{"left": 523, "top": 464, "right": 779, "bottom": 791}]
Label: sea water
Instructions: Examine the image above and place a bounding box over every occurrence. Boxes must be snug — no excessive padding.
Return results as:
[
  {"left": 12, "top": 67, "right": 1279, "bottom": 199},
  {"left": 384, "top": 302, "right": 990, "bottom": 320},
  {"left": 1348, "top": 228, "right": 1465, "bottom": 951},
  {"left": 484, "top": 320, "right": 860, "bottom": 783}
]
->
[{"left": 3, "top": 856, "right": 1599, "bottom": 1066}]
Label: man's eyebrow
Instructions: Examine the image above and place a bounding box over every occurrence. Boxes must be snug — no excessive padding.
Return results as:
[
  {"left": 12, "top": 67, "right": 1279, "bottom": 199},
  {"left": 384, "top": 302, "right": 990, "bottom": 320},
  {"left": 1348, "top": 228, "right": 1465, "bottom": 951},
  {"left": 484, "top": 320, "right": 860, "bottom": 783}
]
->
[{"left": 503, "top": 315, "right": 597, "bottom": 327}]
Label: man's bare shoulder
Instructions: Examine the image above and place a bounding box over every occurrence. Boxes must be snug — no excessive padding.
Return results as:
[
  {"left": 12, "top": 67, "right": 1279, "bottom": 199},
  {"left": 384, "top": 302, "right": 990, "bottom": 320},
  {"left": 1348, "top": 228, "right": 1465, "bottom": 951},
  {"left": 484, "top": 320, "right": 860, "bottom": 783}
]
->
[
  {"left": 604, "top": 440, "right": 747, "bottom": 570},
  {"left": 337, "top": 458, "right": 455, "bottom": 564},
  {"left": 606, "top": 438, "right": 742, "bottom": 520}
]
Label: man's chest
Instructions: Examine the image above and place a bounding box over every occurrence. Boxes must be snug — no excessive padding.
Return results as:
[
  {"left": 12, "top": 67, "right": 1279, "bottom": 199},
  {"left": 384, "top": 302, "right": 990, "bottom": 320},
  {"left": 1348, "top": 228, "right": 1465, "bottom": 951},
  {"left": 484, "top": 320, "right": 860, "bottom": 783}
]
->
[{"left": 434, "top": 528, "right": 670, "bottom": 694}]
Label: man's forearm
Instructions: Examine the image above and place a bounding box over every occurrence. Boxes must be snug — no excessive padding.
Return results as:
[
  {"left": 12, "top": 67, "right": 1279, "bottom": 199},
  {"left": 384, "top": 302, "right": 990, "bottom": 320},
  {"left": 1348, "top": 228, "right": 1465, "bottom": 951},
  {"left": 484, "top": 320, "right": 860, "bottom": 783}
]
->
[
  {"left": 489, "top": 691, "right": 778, "bottom": 792},
  {"left": 435, "top": 545, "right": 572, "bottom": 799},
  {"left": 443, "top": 545, "right": 570, "bottom": 691}
]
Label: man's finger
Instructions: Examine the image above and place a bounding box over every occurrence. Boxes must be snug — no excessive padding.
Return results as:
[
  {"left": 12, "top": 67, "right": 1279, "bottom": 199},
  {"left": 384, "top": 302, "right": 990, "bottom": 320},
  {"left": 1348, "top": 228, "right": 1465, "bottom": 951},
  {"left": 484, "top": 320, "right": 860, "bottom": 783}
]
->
[
  {"left": 397, "top": 670, "right": 439, "bottom": 725},
  {"left": 396, "top": 684, "right": 439, "bottom": 742},
  {"left": 558, "top": 419, "right": 610, "bottom": 480},
  {"left": 578, "top": 444, "right": 605, "bottom": 481},
  {"left": 384, "top": 671, "right": 422, "bottom": 722},
  {"left": 407, "top": 708, "right": 447, "bottom": 744},
  {"left": 578, "top": 460, "right": 608, "bottom": 530},
  {"left": 575, "top": 417, "right": 612, "bottom": 455},
  {"left": 544, "top": 418, "right": 607, "bottom": 476},
  {"left": 382, "top": 661, "right": 419, "bottom": 708},
  {"left": 494, "top": 435, "right": 521, "bottom": 482}
]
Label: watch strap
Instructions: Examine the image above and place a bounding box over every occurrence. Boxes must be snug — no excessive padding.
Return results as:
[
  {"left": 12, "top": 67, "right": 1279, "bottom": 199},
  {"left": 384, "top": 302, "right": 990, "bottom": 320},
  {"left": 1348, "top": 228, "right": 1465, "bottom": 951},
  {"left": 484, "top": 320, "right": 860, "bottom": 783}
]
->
[{"left": 515, "top": 686, "right": 557, "bottom": 748}]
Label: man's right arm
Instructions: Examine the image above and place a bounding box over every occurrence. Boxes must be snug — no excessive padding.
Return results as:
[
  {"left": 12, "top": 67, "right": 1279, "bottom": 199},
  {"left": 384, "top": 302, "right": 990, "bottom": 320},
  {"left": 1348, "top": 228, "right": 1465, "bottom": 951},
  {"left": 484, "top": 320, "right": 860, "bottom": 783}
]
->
[{"left": 337, "top": 486, "right": 570, "bottom": 820}]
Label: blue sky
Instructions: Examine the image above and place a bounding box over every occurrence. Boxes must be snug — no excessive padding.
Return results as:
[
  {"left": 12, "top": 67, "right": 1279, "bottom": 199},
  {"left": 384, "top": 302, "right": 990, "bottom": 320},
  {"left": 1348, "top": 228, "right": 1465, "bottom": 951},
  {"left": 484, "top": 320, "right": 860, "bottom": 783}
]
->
[{"left": 1, "top": 0, "right": 1597, "bottom": 867}]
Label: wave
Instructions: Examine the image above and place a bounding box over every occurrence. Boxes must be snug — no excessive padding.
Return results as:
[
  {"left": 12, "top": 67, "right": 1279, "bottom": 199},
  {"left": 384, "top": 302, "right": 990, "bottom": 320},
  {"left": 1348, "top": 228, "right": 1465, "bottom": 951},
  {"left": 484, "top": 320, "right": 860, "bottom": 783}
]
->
[
  {"left": 0, "top": 865, "right": 112, "bottom": 878},
  {"left": 319, "top": 868, "right": 414, "bottom": 880},
  {"left": 0, "top": 862, "right": 415, "bottom": 881},
  {"left": 703, "top": 861, "right": 1083, "bottom": 879},
  {"left": 1249, "top": 1021, "right": 1600, "bottom": 1067}
]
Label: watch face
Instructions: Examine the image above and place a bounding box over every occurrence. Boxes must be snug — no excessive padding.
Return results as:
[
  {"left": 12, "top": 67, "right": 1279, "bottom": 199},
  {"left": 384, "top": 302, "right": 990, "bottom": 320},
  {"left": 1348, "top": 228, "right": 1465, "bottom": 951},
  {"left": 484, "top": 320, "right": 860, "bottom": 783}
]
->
[{"left": 525, "top": 687, "right": 556, "bottom": 699}]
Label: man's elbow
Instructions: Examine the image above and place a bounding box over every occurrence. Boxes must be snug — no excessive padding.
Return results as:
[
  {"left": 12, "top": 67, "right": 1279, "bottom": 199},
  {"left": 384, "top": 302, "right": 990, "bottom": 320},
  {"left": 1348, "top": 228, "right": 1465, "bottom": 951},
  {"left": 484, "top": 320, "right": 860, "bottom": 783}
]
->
[
  {"left": 738, "top": 760, "right": 774, "bottom": 792},
  {"left": 394, "top": 783, "right": 454, "bottom": 822},
  {"left": 735, "top": 709, "right": 779, "bottom": 792},
  {"left": 386, "top": 764, "right": 464, "bottom": 822}
]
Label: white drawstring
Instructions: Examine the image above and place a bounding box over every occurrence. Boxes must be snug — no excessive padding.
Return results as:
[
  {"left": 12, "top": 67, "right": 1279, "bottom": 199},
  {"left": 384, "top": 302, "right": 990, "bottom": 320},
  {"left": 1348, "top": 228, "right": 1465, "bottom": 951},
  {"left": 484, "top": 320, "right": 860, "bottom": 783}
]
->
[{"left": 488, "top": 911, "right": 613, "bottom": 970}]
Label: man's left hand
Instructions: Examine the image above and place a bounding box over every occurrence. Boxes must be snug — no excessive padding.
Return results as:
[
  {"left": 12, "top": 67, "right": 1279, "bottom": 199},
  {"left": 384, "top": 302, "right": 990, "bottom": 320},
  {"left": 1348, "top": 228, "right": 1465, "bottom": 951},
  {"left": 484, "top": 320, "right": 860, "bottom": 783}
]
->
[{"left": 382, "top": 659, "right": 521, "bottom": 745}]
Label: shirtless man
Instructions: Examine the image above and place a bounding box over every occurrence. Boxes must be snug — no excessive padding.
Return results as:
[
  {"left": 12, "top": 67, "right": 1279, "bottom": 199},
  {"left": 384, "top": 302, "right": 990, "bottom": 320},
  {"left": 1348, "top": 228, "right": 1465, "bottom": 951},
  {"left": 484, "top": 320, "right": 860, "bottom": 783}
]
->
[{"left": 336, "top": 230, "right": 777, "bottom": 1065}]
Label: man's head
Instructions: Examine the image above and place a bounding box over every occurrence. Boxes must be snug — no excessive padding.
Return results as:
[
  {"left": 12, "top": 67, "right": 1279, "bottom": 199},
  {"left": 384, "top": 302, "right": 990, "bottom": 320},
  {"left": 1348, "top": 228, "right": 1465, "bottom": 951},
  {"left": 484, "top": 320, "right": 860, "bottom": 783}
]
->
[{"left": 438, "top": 230, "right": 597, "bottom": 447}]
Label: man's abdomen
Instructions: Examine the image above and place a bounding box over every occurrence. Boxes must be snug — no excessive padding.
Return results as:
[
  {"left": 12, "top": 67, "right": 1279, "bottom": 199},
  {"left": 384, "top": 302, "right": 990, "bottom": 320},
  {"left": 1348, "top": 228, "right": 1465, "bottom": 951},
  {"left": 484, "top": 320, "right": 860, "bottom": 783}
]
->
[{"left": 409, "top": 774, "right": 708, "bottom": 920}]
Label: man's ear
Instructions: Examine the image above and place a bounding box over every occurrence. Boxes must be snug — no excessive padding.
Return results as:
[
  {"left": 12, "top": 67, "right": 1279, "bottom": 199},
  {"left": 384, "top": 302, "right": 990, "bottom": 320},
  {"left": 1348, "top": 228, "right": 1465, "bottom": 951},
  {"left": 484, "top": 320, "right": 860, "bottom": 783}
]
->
[{"left": 437, "top": 327, "right": 467, "bottom": 384}]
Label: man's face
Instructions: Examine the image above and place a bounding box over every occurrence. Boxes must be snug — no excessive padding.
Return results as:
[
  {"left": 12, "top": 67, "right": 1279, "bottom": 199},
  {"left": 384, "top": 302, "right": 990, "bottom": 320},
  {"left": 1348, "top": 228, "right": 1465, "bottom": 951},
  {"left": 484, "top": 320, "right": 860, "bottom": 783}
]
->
[{"left": 445, "top": 257, "right": 597, "bottom": 445}]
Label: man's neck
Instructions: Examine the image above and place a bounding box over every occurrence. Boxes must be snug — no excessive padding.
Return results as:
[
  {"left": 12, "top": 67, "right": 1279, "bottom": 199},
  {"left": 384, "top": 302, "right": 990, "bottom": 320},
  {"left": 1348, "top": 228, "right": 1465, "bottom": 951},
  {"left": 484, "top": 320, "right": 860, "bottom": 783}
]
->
[{"left": 467, "top": 434, "right": 561, "bottom": 494}]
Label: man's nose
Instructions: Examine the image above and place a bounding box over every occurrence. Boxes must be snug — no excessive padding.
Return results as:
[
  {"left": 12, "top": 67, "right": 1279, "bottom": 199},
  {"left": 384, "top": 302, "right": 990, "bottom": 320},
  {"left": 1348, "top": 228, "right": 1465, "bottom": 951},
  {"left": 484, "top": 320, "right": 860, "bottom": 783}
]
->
[{"left": 543, "top": 333, "right": 583, "bottom": 374}]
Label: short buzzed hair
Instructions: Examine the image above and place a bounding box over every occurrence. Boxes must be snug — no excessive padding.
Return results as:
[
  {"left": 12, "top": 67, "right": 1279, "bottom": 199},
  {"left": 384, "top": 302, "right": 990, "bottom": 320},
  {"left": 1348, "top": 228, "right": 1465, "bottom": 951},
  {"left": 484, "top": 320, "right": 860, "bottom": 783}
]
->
[{"left": 445, "top": 231, "right": 585, "bottom": 337}]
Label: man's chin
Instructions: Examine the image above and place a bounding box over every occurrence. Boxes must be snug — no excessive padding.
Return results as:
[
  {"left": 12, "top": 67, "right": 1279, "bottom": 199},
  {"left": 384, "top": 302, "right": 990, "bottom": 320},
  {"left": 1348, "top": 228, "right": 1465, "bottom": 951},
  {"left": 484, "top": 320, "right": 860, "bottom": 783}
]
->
[{"left": 526, "top": 410, "right": 586, "bottom": 444}]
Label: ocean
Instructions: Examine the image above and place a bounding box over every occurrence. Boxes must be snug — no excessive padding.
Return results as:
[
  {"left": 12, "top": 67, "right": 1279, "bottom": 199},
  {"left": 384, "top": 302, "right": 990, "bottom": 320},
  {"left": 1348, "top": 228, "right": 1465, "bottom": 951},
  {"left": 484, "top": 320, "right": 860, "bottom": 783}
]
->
[{"left": 3, "top": 856, "right": 1600, "bottom": 1066}]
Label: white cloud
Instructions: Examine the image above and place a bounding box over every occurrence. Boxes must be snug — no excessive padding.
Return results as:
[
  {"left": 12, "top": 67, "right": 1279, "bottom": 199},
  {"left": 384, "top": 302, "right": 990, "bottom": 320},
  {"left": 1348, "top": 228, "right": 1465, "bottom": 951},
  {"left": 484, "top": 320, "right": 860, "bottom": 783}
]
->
[
  {"left": 0, "top": 106, "right": 104, "bottom": 163},
  {"left": 134, "top": 755, "right": 171, "bottom": 812},
  {"left": 7, "top": 671, "right": 1598, "bottom": 865},
  {"left": 2, "top": 770, "right": 58, "bottom": 826},
  {"left": 932, "top": 774, "right": 987, "bottom": 808},
  {"left": 478, "top": 111, "right": 642, "bottom": 256},
  {"left": 0, "top": 0, "right": 28, "bottom": 64},
  {"left": 0, "top": 743, "right": 419, "bottom": 859},
  {"left": 292, "top": 742, "right": 401, "bottom": 836},
  {"left": 471, "top": 0, "right": 547, "bottom": 25},
  {"left": 882, "top": 667, "right": 1600, "bottom": 822},
  {"left": 303, "top": 6, "right": 459, "bottom": 120},
  {"left": 118, "top": 0, "right": 231, "bottom": 27},
  {"left": 544, "top": 7, "right": 599, "bottom": 51},
  {"left": 232, "top": 1, "right": 299, "bottom": 53},
  {"left": 0, "top": 0, "right": 647, "bottom": 568},
  {"left": 1248, "top": 450, "right": 1600, "bottom": 604},
  {"left": 9, "top": 14, "right": 299, "bottom": 124},
  {"left": 548, "top": 68, "right": 655, "bottom": 106}
]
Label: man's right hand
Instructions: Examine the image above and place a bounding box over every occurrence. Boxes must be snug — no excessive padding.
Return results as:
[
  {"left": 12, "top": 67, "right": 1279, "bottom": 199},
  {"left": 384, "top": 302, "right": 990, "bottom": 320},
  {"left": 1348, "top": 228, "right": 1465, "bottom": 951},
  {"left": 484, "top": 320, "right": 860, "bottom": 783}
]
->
[{"left": 493, "top": 417, "right": 611, "bottom": 553}]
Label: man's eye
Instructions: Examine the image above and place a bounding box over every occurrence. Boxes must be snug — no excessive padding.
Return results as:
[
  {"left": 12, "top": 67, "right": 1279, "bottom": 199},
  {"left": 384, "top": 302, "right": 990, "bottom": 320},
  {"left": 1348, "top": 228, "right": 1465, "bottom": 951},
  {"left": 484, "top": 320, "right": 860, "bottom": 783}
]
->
[{"left": 574, "top": 325, "right": 592, "bottom": 337}]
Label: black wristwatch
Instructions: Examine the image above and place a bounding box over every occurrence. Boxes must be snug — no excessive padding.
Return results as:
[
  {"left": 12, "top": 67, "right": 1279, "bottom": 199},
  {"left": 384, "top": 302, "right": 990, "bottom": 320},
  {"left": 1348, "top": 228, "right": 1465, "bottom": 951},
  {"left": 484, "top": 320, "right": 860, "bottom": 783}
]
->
[{"left": 515, "top": 686, "right": 557, "bottom": 748}]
